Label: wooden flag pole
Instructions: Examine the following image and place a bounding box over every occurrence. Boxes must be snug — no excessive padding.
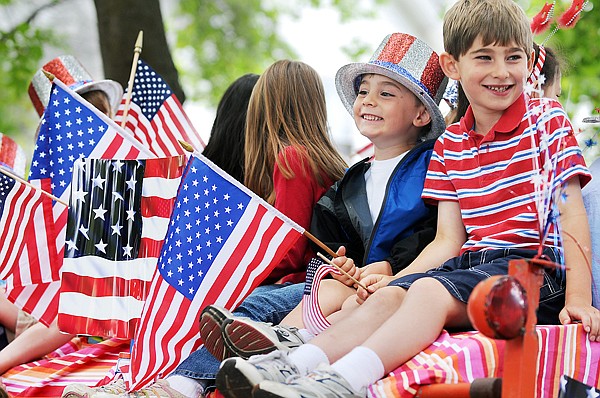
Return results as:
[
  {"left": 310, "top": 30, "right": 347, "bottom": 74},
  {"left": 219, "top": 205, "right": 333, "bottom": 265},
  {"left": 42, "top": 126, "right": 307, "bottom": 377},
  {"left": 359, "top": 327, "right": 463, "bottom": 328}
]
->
[
  {"left": 0, "top": 166, "right": 68, "bottom": 206},
  {"left": 121, "top": 30, "right": 144, "bottom": 129}
]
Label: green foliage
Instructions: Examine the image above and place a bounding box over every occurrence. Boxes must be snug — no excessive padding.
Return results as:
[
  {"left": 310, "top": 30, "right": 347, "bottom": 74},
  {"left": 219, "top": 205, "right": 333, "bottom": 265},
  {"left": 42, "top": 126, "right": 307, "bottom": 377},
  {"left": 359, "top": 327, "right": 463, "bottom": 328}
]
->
[
  {"left": 173, "top": 0, "right": 381, "bottom": 105},
  {"left": 523, "top": 0, "right": 600, "bottom": 106},
  {"left": 0, "top": 2, "right": 60, "bottom": 151}
]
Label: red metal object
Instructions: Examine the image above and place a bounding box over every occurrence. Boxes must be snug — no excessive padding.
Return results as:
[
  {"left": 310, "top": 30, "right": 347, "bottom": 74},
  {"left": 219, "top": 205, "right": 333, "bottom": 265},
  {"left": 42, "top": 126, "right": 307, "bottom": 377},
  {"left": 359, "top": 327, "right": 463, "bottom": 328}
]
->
[{"left": 467, "top": 275, "right": 528, "bottom": 340}]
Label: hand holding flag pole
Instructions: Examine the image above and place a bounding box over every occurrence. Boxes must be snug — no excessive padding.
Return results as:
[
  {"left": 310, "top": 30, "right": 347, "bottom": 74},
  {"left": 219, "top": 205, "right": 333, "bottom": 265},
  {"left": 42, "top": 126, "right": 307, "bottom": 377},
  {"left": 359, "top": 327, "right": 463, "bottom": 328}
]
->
[
  {"left": 316, "top": 252, "right": 368, "bottom": 291},
  {"left": 121, "top": 30, "right": 144, "bottom": 129}
]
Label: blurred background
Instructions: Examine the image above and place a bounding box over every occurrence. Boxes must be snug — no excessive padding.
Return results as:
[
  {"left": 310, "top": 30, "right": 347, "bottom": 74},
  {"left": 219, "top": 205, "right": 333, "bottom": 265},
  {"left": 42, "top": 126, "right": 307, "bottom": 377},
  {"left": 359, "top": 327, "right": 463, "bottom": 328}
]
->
[{"left": 1, "top": 0, "right": 598, "bottom": 166}]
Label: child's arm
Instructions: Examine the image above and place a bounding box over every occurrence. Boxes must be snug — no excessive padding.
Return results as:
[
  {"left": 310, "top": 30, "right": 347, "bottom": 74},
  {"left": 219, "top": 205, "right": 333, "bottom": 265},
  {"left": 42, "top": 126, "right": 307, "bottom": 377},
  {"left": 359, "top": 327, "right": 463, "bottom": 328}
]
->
[
  {"left": 358, "top": 200, "right": 466, "bottom": 299},
  {"left": 557, "top": 178, "right": 600, "bottom": 340}
]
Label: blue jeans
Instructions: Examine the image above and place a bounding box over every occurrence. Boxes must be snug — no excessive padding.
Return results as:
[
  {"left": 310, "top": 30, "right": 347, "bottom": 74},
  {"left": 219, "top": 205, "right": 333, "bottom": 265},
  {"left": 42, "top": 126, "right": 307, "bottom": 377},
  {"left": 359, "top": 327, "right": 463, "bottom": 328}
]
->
[{"left": 169, "top": 282, "right": 304, "bottom": 382}]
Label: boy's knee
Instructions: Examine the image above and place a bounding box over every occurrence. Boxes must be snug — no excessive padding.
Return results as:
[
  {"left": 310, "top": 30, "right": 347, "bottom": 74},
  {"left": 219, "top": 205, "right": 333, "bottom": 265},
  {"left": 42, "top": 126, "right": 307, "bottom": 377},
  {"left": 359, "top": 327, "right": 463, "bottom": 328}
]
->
[{"left": 370, "top": 285, "right": 406, "bottom": 306}]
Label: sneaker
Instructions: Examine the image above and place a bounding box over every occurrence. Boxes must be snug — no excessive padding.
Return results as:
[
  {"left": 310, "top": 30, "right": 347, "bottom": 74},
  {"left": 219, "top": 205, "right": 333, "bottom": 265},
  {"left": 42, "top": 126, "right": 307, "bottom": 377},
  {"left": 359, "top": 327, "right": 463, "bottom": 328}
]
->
[
  {"left": 62, "top": 379, "right": 190, "bottom": 398},
  {"left": 199, "top": 305, "right": 236, "bottom": 361},
  {"left": 222, "top": 317, "right": 305, "bottom": 359},
  {"left": 253, "top": 364, "right": 365, "bottom": 398},
  {"left": 215, "top": 351, "right": 300, "bottom": 398}
]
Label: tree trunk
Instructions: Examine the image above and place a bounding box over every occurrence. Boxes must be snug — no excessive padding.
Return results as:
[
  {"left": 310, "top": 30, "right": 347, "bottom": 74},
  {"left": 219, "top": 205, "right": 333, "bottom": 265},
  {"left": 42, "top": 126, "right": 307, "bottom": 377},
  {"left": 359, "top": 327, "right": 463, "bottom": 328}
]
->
[{"left": 93, "top": 0, "right": 185, "bottom": 103}]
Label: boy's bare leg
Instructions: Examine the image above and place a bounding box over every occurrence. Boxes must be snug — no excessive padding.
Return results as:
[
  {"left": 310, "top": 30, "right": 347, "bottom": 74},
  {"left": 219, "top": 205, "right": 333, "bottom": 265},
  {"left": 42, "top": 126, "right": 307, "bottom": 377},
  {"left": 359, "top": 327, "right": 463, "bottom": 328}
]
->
[
  {"left": 280, "top": 280, "right": 357, "bottom": 328},
  {"left": 361, "top": 278, "right": 470, "bottom": 372},
  {"left": 304, "top": 283, "right": 408, "bottom": 363}
]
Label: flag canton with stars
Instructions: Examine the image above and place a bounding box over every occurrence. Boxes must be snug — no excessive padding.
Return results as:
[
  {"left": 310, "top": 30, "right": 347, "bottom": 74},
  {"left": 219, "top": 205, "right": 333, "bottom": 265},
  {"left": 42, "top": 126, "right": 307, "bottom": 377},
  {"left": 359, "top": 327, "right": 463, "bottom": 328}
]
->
[
  {"left": 131, "top": 60, "right": 172, "bottom": 121},
  {"left": 158, "top": 157, "right": 251, "bottom": 301},
  {"left": 65, "top": 159, "right": 144, "bottom": 261},
  {"left": 0, "top": 173, "right": 17, "bottom": 209},
  {"left": 29, "top": 83, "right": 110, "bottom": 199},
  {"left": 303, "top": 258, "right": 323, "bottom": 295}
]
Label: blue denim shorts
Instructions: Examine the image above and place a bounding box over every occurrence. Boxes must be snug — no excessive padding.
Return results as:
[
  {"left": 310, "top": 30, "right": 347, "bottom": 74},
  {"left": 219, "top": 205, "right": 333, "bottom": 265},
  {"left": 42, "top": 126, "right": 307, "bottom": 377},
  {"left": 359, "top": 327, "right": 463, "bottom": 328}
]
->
[{"left": 388, "top": 248, "right": 566, "bottom": 324}]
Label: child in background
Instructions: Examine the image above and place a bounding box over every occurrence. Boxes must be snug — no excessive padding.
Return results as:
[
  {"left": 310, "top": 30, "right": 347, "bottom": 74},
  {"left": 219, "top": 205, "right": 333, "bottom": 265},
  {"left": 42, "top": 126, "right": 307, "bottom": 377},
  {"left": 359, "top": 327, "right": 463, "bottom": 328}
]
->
[
  {"left": 242, "top": 60, "right": 347, "bottom": 286},
  {"left": 201, "top": 73, "right": 259, "bottom": 183},
  {"left": 215, "top": 1, "right": 598, "bottom": 397},
  {"left": 62, "top": 61, "right": 347, "bottom": 398},
  {"left": 528, "top": 42, "right": 563, "bottom": 100}
]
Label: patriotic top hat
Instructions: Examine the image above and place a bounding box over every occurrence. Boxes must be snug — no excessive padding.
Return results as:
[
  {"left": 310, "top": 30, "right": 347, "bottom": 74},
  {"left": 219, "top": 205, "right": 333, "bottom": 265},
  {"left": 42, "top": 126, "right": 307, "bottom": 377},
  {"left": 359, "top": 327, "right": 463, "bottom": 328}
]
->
[
  {"left": 336, "top": 33, "right": 448, "bottom": 138},
  {"left": 0, "top": 133, "right": 26, "bottom": 178},
  {"left": 28, "top": 55, "right": 123, "bottom": 117}
]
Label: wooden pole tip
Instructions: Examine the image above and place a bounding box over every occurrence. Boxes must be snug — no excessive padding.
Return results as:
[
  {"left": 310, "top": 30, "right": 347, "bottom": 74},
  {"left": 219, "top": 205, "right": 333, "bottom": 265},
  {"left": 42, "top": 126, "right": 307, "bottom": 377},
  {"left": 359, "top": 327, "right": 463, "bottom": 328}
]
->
[
  {"left": 178, "top": 140, "right": 194, "bottom": 152},
  {"left": 42, "top": 69, "right": 55, "bottom": 81}
]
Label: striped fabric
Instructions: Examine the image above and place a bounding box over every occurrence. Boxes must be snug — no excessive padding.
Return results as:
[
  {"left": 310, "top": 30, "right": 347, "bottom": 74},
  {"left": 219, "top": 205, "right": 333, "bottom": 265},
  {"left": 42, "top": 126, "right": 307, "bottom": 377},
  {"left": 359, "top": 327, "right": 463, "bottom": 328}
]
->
[
  {"left": 423, "top": 95, "right": 590, "bottom": 254},
  {"left": 1, "top": 337, "right": 130, "bottom": 397},
  {"left": 368, "top": 324, "right": 600, "bottom": 398}
]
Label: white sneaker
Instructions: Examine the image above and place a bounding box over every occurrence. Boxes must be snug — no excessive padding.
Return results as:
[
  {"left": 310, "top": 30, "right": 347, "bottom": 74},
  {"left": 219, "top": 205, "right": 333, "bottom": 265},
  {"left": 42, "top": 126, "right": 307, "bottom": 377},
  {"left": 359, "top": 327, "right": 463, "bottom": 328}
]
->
[
  {"left": 254, "top": 363, "right": 365, "bottom": 398},
  {"left": 215, "top": 351, "right": 300, "bottom": 398},
  {"left": 62, "top": 379, "right": 193, "bottom": 398}
]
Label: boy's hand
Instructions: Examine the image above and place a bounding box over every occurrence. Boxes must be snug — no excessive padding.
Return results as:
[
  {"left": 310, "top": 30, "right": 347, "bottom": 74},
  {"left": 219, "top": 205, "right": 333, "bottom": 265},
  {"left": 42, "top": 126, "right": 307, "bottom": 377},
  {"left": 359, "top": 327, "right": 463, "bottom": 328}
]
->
[
  {"left": 331, "top": 246, "right": 361, "bottom": 287},
  {"left": 355, "top": 274, "right": 396, "bottom": 304},
  {"left": 360, "top": 261, "right": 392, "bottom": 278},
  {"left": 559, "top": 300, "right": 600, "bottom": 341}
]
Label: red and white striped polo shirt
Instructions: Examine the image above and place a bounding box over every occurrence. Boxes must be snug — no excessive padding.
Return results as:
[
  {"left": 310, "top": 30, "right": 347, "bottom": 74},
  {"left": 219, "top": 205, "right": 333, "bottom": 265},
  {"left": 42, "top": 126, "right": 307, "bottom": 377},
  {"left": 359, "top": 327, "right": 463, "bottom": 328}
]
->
[{"left": 423, "top": 94, "right": 591, "bottom": 254}]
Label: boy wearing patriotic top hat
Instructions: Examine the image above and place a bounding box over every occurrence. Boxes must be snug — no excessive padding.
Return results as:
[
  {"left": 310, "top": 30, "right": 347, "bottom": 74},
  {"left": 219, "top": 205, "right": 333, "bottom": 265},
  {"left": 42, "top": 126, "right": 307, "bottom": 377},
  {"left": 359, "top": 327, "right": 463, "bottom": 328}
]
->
[
  {"left": 214, "top": 0, "right": 598, "bottom": 397},
  {"left": 214, "top": 31, "right": 450, "bottom": 398}
]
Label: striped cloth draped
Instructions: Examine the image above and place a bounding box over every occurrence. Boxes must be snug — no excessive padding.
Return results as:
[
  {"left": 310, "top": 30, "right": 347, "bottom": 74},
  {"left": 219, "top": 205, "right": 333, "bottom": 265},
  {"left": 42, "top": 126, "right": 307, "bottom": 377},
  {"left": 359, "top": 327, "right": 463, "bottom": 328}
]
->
[{"left": 368, "top": 324, "right": 600, "bottom": 398}]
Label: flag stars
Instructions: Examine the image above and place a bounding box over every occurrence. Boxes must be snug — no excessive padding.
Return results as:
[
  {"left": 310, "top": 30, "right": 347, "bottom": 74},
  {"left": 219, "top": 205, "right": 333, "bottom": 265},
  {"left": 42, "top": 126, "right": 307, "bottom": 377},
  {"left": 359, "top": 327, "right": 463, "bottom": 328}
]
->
[
  {"left": 176, "top": 253, "right": 183, "bottom": 261},
  {"left": 111, "top": 223, "right": 122, "bottom": 236},
  {"left": 93, "top": 205, "right": 108, "bottom": 220},
  {"left": 223, "top": 193, "right": 230, "bottom": 200},
  {"left": 126, "top": 208, "right": 136, "bottom": 221},
  {"left": 79, "top": 225, "right": 90, "bottom": 240},
  {"left": 95, "top": 239, "right": 108, "bottom": 253},
  {"left": 237, "top": 203, "right": 244, "bottom": 210},
  {"left": 178, "top": 266, "right": 183, "bottom": 274}
]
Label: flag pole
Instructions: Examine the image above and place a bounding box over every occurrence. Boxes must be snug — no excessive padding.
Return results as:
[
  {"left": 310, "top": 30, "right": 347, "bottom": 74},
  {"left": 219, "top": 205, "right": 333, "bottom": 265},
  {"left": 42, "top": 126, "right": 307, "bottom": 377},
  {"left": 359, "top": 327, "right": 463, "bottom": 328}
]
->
[
  {"left": 0, "top": 166, "right": 68, "bottom": 206},
  {"left": 121, "top": 30, "right": 144, "bottom": 129},
  {"left": 303, "top": 230, "right": 337, "bottom": 258}
]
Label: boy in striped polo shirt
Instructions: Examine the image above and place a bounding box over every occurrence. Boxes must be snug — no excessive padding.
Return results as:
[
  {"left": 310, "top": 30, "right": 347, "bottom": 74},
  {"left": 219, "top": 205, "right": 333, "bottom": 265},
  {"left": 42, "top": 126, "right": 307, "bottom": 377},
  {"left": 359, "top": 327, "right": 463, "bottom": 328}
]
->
[{"left": 214, "top": 1, "right": 598, "bottom": 397}]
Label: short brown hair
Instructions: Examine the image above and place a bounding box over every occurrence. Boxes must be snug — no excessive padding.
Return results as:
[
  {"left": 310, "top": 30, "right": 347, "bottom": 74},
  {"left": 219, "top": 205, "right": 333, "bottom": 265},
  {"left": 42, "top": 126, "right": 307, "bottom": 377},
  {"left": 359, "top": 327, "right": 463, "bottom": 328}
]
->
[{"left": 443, "top": 0, "right": 532, "bottom": 59}]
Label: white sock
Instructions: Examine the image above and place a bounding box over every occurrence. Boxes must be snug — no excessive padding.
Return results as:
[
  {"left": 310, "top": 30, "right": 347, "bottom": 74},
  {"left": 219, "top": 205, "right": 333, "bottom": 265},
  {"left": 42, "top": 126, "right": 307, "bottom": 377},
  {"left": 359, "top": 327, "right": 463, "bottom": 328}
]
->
[
  {"left": 166, "top": 375, "right": 205, "bottom": 398},
  {"left": 288, "top": 343, "right": 329, "bottom": 375},
  {"left": 297, "top": 328, "right": 316, "bottom": 342},
  {"left": 331, "top": 346, "right": 385, "bottom": 393}
]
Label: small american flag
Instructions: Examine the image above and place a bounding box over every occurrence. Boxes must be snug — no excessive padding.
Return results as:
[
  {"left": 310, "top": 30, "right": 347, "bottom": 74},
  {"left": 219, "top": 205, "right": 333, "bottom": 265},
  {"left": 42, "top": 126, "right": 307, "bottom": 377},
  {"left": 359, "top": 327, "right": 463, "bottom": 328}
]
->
[
  {"left": 11, "top": 77, "right": 155, "bottom": 325},
  {"left": 0, "top": 172, "right": 44, "bottom": 279},
  {"left": 58, "top": 156, "right": 185, "bottom": 338},
  {"left": 301, "top": 258, "right": 338, "bottom": 335},
  {"left": 128, "top": 154, "right": 304, "bottom": 390},
  {"left": 116, "top": 59, "right": 205, "bottom": 157}
]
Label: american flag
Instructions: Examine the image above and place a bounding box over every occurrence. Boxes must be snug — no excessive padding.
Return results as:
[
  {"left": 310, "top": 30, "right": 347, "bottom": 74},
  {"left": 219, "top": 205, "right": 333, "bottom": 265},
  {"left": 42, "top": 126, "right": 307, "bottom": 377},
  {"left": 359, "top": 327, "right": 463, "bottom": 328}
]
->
[
  {"left": 301, "top": 258, "right": 338, "bottom": 335},
  {"left": 115, "top": 59, "right": 205, "bottom": 157},
  {"left": 58, "top": 156, "right": 185, "bottom": 338},
  {"left": 11, "top": 77, "right": 155, "bottom": 325},
  {"left": 128, "top": 154, "right": 304, "bottom": 389},
  {"left": 0, "top": 172, "right": 44, "bottom": 279}
]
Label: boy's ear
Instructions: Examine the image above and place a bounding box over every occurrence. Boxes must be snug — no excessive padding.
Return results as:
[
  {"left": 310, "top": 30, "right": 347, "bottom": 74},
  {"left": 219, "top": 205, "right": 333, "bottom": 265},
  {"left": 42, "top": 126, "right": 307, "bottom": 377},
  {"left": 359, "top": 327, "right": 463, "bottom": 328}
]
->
[
  {"left": 439, "top": 52, "right": 460, "bottom": 80},
  {"left": 527, "top": 49, "right": 535, "bottom": 74},
  {"left": 414, "top": 106, "right": 431, "bottom": 128}
]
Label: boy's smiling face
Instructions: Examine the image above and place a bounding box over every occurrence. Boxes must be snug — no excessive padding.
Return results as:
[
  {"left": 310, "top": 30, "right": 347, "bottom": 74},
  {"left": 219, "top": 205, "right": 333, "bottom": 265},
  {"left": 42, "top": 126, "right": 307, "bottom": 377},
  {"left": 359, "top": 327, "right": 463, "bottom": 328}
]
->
[
  {"left": 353, "top": 74, "right": 429, "bottom": 156},
  {"left": 441, "top": 36, "right": 532, "bottom": 130}
]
